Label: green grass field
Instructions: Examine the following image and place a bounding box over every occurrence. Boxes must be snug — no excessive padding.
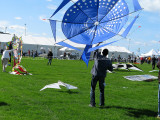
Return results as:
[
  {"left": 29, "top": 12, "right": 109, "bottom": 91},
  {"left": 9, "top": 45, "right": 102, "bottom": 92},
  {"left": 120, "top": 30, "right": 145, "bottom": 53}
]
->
[{"left": 0, "top": 57, "right": 159, "bottom": 120}]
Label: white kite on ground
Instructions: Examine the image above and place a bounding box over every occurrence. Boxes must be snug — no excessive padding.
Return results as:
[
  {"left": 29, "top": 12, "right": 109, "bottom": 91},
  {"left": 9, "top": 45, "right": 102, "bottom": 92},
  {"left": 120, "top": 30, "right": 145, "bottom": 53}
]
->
[
  {"left": 124, "top": 75, "right": 158, "bottom": 81},
  {"left": 40, "top": 81, "right": 78, "bottom": 91},
  {"left": 112, "top": 63, "right": 143, "bottom": 72},
  {"left": 149, "top": 70, "right": 159, "bottom": 72}
]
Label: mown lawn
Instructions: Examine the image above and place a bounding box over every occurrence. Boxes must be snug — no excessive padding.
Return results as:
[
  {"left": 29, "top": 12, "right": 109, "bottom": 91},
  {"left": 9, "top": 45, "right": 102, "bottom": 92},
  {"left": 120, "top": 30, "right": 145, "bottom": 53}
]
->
[{"left": 0, "top": 56, "right": 159, "bottom": 120}]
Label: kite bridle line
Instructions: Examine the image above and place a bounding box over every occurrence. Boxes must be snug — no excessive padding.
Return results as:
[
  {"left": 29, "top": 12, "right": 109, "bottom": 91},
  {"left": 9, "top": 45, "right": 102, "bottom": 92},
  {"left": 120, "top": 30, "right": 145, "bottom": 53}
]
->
[
  {"left": 48, "top": 8, "right": 143, "bottom": 28},
  {"left": 92, "top": 9, "right": 144, "bottom": 42},
  {"left": 95, "top": 24, "right": 142, "bottom": 50},
  {"left": 100, "top": 8, "right": 144, "bottom": 24},
  {"left": 48, "top": 19, "right": 93, "bottom": 24}
]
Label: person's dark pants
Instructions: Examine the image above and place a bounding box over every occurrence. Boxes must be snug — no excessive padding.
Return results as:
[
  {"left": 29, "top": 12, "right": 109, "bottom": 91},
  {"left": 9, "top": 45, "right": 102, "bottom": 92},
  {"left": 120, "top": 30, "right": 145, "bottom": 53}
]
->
[
  {"left": 152, "top": 63, "right": 155, "bottom": 69},
  {"left": 90, "top": 75, "right": 105, "bottom": 106},
  {"left": 48, "top": 58, "right": 52, "bottom": 65}
]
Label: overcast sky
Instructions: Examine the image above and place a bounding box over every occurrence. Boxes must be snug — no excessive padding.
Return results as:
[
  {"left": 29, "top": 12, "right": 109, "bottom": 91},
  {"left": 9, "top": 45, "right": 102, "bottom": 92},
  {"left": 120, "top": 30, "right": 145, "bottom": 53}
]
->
[{"left": 0, "top": 0, "right": 160, "bottom": 54}]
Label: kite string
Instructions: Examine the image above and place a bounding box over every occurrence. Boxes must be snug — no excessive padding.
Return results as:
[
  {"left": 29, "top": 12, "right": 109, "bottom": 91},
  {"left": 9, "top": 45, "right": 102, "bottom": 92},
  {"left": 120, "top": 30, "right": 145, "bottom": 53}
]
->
[
  {"left": 100, "top": 8, "right": 143, "bottom": 24},
  {"left": 98, "top": 9, "right": 143, "bottom": 41},
  {"left": 95, "top": 24, "right": 141, "bottom": 50},
  {"left": 49, "top": 19, "right": 93, "bottom": 24}
]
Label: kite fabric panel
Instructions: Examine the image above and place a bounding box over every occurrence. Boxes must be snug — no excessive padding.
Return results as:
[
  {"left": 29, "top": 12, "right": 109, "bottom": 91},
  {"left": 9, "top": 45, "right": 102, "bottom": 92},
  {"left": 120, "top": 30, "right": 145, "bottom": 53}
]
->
[
  {"left": 121, "top": 15, "right": 139, "bottom": 38},
  {"left": 88, "top": 40, "right": 119, "bottom": 53},
  {"left": 50, "top": 0, "right": 71, "bottom": 18},
  {"left": 98, "top": 0, "right": 119, "bottom": 22},
  {"left": 49, "top": 20, "right": 56, "bottom": 41},
  {"left": 57, "top": 41, "right": 81, "bottom": 51},
  {"left": 133, "top": 0, "right": 142, "bottom": 11},
  {"left": 100, "top": 0, "right": 129, "bottom": 23},
  {"left": 62, "top": 0, "right": 129, "bottom": 45},
  {"left": 62, "top": 22, "right": 95, "bottom": 43},
  {"left": 63, "top": 0, "right": 99, "bottom": 23},
  {"left": 62, "top": 25, "right": 97, "bottom": 45},
  {"left": 81, "top": 45, "right": 92, "bottom": 66}
]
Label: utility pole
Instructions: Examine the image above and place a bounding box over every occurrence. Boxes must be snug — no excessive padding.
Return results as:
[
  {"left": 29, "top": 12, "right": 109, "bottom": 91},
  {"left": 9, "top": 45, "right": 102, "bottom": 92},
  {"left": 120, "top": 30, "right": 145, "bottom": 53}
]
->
[
  {"left": 5, "top": 27, "right": 7, "bottom": 33},
  {"left": 25, "top": 24, "right": 26, "bottom": 36},
  {"left": 128, "top": 39, "right": 131, "bottom": 50}
]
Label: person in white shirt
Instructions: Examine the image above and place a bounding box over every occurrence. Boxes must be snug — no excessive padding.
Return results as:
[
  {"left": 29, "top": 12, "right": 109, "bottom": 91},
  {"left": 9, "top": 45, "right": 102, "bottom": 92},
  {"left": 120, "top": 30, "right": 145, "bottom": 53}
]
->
[{"left": 1, "top": 47, "right": 12, "bottom": 72}]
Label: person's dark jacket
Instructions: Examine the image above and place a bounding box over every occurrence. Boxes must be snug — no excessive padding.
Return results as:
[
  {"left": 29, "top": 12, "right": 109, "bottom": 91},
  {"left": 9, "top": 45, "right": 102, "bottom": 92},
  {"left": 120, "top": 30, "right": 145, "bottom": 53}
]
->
[
  {"left": 47, "top": 51, "right": 53, "bottom": 59},
  {"left": 157, "top": 61, "right": 160, "bottom": 83},
  {"left": 91, "top": 50, "right": 113, "bottom": 77}
]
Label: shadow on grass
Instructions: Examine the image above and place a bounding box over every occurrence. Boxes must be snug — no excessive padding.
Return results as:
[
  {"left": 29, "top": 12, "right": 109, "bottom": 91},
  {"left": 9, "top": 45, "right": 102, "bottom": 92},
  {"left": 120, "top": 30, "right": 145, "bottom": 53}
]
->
[
  {"left": 58, "top": 90, "right": 79, "bottom": 94},
  {"left": 0, "top": 102, "right": 9, "bottom": 106},
  {"left": 99, "top": 106, "right": 157, "bottom": 118}
]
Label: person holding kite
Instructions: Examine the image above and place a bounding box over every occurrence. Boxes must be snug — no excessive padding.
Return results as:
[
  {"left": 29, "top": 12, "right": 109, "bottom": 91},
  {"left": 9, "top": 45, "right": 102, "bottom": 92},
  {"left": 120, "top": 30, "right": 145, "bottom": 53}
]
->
[{"left": 89, "top": 48, "right": 113, "bottom": 107}]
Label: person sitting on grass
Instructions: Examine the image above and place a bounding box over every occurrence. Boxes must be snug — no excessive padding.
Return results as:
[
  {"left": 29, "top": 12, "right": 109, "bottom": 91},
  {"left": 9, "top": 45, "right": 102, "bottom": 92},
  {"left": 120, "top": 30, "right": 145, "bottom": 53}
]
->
[{"left": 89, "top": 48, "right": 113, "bottom": 107}]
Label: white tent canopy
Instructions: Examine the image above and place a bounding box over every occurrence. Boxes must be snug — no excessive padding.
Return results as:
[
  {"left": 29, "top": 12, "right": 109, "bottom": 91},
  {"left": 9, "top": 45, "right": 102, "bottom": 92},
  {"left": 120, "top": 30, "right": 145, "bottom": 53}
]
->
[
  {"left": 141, "top": 49, "right": 158, "bottom": 57},
  {"left": 100, "top": 46, "right": 132, "bottom": 59},
  {"left": 0, "top": 34, "right": 13, "bottom": 42},
  {"left": 0, "top": 34, "right": 133, "bottom": 59},
  {"left": 59, "top": 47, "right": 74, "bottom": 52},
  {"left": 0, "top": 34, "right": 55, "bottom": 46},
  {"left": 101, "top": 46, "right": 132, "bottom": 54}
]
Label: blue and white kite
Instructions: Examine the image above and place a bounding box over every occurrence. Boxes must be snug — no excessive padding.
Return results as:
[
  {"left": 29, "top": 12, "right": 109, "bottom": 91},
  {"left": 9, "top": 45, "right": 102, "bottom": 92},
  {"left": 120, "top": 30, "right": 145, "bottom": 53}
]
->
[{"left": 49, "top": 0, "right": 142, "bottom": 66}]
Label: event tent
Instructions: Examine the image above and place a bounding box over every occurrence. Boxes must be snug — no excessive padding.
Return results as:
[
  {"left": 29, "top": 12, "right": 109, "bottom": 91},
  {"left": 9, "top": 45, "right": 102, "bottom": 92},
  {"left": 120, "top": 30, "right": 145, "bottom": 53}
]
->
[
  {"left": 141, "top": 49, "right": 158, "bottom": 57},
  {"left": 101, "top": 46, "right": 132, "bottom": 59},
  {"left": 0, "top": 34, "right": 132, "bottom": 59}
]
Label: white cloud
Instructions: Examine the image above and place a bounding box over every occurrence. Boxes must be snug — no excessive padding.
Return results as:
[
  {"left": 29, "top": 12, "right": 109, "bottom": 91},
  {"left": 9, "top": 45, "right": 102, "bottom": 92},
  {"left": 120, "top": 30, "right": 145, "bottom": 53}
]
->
[
  {"left": 150, "top": 40, "right": 159, "bottom": 44},
  {"left": 0, "top": 21, "right": 9, "bottom": 32},
  {"left": 46, "top": 0, "right": 52, "bottom": 2},
  {"left": 42, "top": 33, "right": 47, "bottom": 36},
  {"left": 8, "top": 25, "right": 26, "bottom": 36},
  {"left": 47, "top": 5, "right": 57, "bottom": 10},
  {"left": 134, "top": 41, "right": 147, "bottom": 46},
  {"left": 9, "top": 25, "right": 25, "bottom": 30},
  {"left": 0, "top": 21, "right": 9, "bottom": 27},
  {"left": 14, "top": 17, "right": 22, "bottom": 20},
  {"left": 139, "top": 0, "right": 160, "bottom": 13}
]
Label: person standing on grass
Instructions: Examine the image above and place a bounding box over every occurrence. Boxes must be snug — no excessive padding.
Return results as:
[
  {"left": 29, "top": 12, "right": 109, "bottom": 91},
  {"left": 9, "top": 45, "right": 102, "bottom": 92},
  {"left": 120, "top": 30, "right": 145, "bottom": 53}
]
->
[
  {"left": 89, "top": 49, "right": 113, "bottom": 107},
  {"left": 47, "top": 50, "right": 53, "bottom": 65},
  {"left": 28, "top": 49, "right": 30, "bottom": 57},
  {"left": 152, "top": 55, "right": 156, "bottom": 69},
  {"left": 1, "top": 47, "right": 12, "bottom": 72},
  {"left": 157, "top": 57, "right": 160, "bottom": 118}
]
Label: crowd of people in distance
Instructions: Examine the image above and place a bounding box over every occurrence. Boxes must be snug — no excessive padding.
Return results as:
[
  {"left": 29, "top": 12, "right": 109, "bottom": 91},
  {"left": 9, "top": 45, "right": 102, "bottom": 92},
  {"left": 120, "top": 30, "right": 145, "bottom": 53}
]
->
[
  {"left": 110, "top": 54, "right": 158, "bottom": 70},
  {"left": 110, "top": 54, "right": 139, "bottom": 63},
  {"left": 60, "top": 52, "right": 80, "bottom": 60}
]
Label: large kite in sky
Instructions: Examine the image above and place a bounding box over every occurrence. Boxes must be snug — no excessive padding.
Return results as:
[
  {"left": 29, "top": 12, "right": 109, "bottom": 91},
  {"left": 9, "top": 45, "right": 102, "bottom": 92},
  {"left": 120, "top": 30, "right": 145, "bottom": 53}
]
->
[{"left": 49, "top": 0, "right": 142, "bottom": 65}]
